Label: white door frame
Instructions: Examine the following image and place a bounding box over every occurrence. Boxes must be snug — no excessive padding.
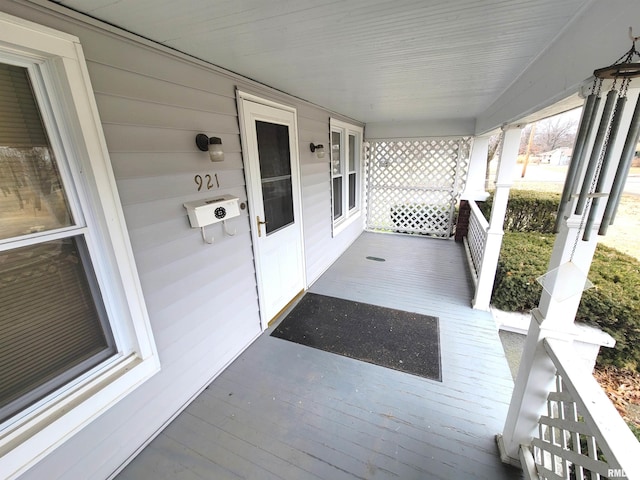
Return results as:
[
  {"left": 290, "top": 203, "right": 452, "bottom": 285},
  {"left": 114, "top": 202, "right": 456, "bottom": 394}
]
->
[{"left": 236, "top": 90, "right": 306, "bottom": 330}]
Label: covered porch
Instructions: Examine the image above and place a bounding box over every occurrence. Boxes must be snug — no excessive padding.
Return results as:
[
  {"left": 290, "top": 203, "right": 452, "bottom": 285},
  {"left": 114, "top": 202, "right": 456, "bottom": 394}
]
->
[{"left": 115, "top": 232, "right": 521, "bottom": 480}]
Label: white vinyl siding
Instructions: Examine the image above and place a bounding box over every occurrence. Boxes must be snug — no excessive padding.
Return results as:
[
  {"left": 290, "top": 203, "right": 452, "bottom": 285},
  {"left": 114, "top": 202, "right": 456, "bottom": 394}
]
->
[{"left": 0, "top": 4, "right": 364, "bottom": 479}]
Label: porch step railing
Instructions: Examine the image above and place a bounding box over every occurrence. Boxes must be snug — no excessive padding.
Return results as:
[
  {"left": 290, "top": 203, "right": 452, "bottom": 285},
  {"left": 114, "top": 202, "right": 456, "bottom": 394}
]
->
[
  {"left": 522, "top": 338, "right": 640, "bottom": 480},
  {"left": 463, "top": 199, "right": 489, "bottom": 285}
]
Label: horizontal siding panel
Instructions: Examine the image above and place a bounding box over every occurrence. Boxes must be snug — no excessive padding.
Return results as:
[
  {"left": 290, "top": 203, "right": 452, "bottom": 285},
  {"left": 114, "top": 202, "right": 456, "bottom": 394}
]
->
[
  {"left": 131, "top": 220, "right": 252, "bottom": 274},
  {"left": 102, "top": 124, "right": 242, "bottom": 154},
  {"left": 95, "top": 94, "right": 238, "bottom": 132},
  {"left": 153, "top": 286, "right": 258, "bottom": 354},
  {"left": 83, "top": 39, "right": 239, "bottom": 99},
  {"left": 142, "top": 257, "right": 257, "bottom": 318},
  {"left": 127, "top": 217, "right": 196, "bottom": 252},
  {"left": 110, "top": 152, "right": 245, "bottom": 179},
  {"left": 88, "top": 62, "right": 238, "bottom": 115},
  {"left": 122, "top": 185, "right": 247, "bottom": 229},
  {"left": 139, "top": 238, "right": 255, "bottom": 301},
  {"left": 117, "top": 171, "right": 246, "bottom": 205},
  {"left": 301, "top": 171, "right": 330, "bottom": 190},
  {"left": 152, "top": 281, "right": 259, "bottom": 345}
]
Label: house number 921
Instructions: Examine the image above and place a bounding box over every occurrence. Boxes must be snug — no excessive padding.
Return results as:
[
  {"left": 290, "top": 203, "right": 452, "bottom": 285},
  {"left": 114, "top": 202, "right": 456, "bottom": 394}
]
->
[{"left": 194, "top": 173, "right": 219, "bottom": 191}]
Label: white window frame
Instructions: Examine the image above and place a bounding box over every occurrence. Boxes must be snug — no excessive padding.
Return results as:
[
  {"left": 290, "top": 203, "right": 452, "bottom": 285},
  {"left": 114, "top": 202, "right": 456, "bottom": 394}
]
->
[
  {"left": 330, "top": 118, "right": 363, "bottom": 236},
  {"left": 0, "top": 12, "right": 159, "bottom": 479}
]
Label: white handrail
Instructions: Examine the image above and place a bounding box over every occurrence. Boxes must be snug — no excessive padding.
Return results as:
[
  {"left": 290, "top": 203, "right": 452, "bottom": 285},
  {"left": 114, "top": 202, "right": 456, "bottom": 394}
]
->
[
  {"left": 534, "top": 338, "right": 640, "bottom": 479},
  {"left": 463, "top": 200, "right": 489, "bottom": 283},
  {"left": 468, "top": 199, "right": 490, "bottom": 231}
]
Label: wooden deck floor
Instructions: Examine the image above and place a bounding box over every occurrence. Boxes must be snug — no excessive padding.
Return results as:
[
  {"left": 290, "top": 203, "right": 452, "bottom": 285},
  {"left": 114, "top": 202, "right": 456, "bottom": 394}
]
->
[{"left": 116, "top": 232, "right": 522, "bottom": 480}]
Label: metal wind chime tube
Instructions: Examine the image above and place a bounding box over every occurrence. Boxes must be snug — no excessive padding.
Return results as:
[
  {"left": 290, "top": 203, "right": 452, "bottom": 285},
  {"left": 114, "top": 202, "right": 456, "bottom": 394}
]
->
[
  {"left": 539, "top": 28, "right": 640, "bottom": 303},
  {"left": 599, "top": 96, "right": 640, "bottom": 235},
  {"left": 574, "top": 27, "right": 640, "bottom": 242},
  {"left": 574, "top": 89, "right": 618, "bottom": 216},
  {"left": 554, "top": 93, "right": 600, "bottom": 233},
  {"left": 582, "top": 89, "right": 628, "bottom": 241}
]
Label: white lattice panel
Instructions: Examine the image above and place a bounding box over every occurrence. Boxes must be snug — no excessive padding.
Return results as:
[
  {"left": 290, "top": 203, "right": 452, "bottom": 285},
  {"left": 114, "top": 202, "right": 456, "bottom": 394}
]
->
[
  {"left": 533, "top": 373, "right": 612, "bottom": 480},
  {"left": 365, "top": 138, "right": 470, "bottom": 237}
]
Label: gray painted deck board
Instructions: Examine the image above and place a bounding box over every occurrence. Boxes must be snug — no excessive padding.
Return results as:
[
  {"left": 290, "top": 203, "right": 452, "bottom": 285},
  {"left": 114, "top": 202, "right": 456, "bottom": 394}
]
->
[{"left": 117, "top": 232, "right": 522, "bottom": 479}]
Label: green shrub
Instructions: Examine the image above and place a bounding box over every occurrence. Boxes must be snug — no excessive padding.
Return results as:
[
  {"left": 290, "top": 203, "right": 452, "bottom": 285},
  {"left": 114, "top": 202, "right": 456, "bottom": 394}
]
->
[
  {"left": 479, "top": 190, "right": 560, "bottom": 233},
  {"left": 578, "top": 245, "right": 640, "bottom": 371},
  {"left": 492, "top": 232, "right": 640, "bottom": 371},
  {"left": 491, "top": 232, "right": 552, "bottom": 311}
]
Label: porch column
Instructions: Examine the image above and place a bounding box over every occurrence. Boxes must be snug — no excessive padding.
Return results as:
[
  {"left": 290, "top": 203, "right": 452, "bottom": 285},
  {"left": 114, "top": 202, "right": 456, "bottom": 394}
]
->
[
  {"left": 461, "top": 135, "right": 491, "bottom": 202},
  {"left": 499, "top": 88, "right": 640, "bottom": 465},
  {"left": 472, "top": 126, "right": 523, "bottom": 310},
  {"left": 497, "top": 215, "right": 611, "bottom": 466},
  {"left": 456, "top": 136, "right": 492, "bottom": 241}
]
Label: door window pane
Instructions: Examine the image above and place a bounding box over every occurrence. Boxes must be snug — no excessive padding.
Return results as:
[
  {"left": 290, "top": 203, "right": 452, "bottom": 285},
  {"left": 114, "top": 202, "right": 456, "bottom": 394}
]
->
[
  {"left": 262, "top": 178, "right": 294, "bottom": 235},
  {"left": 0, "top": 64, "right": 73, "bottom": 239},
  {"left": 0, "top": 237, "right": 116, "bottom": 423},
  {"left": 256, "top": 121, "right": 291, "bottom": 178},
  {"left": 255, "top": 121, "right": 294, "bottom": 234}
]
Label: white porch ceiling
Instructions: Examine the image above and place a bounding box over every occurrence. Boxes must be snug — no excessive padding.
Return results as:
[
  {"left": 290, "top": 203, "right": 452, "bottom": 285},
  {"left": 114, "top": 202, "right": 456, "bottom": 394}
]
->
[{"left": 50, "top": 0, "right": 594, "bottom": 127}]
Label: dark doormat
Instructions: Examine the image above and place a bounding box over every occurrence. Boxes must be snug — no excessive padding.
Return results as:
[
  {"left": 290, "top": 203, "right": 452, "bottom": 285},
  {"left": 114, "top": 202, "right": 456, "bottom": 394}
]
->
[{"left": 271, "top": 293, "right": 441, "bottom": 381}]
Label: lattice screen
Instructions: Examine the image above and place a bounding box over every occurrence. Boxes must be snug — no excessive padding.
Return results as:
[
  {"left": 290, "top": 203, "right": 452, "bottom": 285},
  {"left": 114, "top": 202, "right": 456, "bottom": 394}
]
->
[
  {"left": 365, "top": 138, "right": 471, "bottom": 237},
  {"left": 533, "top": 372, "right": 613, "bottom": 479}
]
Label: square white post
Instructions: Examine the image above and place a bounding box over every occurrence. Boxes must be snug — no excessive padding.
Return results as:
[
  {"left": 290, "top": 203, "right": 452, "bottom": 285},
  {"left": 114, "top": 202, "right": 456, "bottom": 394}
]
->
[
  {"left": 461, "top": 136, "right": 491, "bottom": 202},
  {"left": 472, "top": 126, "right": 523, "bottom": 310}
]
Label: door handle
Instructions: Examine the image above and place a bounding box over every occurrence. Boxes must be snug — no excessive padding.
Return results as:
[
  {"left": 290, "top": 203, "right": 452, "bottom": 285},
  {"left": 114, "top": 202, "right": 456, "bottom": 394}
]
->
[{"left": 256, "top": 216, "right": 267, "bottom": 237}]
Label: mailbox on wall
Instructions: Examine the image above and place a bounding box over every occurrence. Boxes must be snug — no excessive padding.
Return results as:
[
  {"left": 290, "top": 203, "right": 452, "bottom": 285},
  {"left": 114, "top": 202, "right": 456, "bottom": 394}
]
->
[{"left": 183, "top": 195, "right": 240, "bottom": 243}]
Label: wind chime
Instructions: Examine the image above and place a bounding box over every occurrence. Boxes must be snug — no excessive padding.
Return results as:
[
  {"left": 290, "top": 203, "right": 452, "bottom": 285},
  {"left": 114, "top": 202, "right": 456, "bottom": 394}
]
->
[{"left": 539, "top": 28, "right": 640, "bottom": 302}]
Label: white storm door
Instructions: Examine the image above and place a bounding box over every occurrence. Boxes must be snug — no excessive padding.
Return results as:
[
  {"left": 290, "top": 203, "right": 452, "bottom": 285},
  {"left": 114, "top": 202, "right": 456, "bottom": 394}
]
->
[{"left": 238, "top": 94, "right": 306, "bottom": 329}]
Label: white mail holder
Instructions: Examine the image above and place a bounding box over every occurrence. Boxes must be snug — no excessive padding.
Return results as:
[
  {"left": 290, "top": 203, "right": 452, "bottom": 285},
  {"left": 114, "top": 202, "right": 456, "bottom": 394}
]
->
[{"left": 183, "top": 194, "right": 240, "bottom": 244}]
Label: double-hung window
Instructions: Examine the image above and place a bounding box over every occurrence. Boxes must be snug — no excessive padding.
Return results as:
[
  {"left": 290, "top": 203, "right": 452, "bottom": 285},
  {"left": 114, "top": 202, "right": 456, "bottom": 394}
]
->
[
  {"left": 330, "top": 119, "right": 363, "bottom": 235},
  {"left": 0, "top": 12, "right": 158, "bottom": 478}
]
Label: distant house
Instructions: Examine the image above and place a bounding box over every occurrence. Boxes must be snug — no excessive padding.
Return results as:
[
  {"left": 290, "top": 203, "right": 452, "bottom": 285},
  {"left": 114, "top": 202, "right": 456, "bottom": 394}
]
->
[{"left": 538, "top": 147, "right": 572, "bottom": 166}]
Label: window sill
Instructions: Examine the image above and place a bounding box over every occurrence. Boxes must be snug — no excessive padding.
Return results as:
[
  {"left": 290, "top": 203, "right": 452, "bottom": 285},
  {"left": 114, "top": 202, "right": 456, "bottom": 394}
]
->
[{"left": 0, "top": 353, "right": 160, "bottom": 480}]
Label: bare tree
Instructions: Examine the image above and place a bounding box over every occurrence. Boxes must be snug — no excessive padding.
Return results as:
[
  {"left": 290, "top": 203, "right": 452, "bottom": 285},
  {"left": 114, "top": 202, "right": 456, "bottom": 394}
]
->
[
  {"left": 534, "top": 115, "right": 578, "bottom": 152},
  {"left": 485, "top": 132, "right": 502, "bottom": 190},
  {"left": 519, "top": 125, "right": 534, "bottom": 155}
]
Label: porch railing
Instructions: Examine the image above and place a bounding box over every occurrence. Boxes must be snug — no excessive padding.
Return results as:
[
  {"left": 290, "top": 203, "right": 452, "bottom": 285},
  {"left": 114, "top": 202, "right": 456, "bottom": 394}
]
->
[
  {"left": 521, "top": 338, "right": 640, "bottom": 480},
  {"left": 463, "top": 199, "right": 489, "bottom": 284}
]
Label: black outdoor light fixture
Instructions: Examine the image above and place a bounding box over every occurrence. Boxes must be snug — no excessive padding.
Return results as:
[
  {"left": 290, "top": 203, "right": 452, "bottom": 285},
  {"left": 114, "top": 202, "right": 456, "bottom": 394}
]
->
[
  {"left": 196, "top": 134, "right": 224, "bottom": 162},
  {"left": 309, "top": 143, "right": 326, "bottom": 158}
]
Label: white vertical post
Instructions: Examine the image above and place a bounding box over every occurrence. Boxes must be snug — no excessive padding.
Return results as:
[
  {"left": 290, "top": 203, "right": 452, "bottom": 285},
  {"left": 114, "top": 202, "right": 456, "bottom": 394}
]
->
[
  {"left": 472, "top": 126, "right": 523, "bottom": 310},
  {"left": 499, "top": 88, "right": 640, "bottom": 466},
  {"left": 461, "top": 136, "right": 491, "bottom": 202}
]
